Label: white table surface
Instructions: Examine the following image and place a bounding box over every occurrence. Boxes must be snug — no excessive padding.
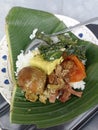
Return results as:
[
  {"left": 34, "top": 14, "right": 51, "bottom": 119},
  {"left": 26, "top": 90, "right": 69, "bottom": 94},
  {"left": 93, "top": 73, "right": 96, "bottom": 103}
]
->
[
  {"left": 0, "top": 0, "right": 98, "bottom": 130},
  {"left": 1, "top": 0, "right": 98, "bottom": 39}
]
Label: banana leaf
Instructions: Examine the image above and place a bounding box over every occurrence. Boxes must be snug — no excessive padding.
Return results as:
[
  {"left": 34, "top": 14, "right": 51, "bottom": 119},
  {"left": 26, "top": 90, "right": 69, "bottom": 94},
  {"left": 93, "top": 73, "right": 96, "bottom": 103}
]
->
[{"left": 5, "top": 7, "right": 98, "bottom": 128}]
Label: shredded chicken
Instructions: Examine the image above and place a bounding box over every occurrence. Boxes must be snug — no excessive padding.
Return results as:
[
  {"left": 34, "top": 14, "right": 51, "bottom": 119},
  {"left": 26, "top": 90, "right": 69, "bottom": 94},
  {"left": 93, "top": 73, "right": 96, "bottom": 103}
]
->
[{"left": 47, "top": 58, "right": 83, "bottom": 103}]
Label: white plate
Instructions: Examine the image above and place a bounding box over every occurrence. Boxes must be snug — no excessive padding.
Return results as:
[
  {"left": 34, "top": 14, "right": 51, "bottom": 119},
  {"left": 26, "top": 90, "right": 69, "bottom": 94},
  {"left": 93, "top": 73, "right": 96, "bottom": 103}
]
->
[{"left": 0, "top": 15, "right": 98, "bottom": 104}]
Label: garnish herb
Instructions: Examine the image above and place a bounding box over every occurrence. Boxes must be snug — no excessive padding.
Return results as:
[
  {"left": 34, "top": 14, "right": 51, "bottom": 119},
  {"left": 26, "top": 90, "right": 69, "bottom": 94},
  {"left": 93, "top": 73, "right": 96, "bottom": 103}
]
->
[{"left": 35, "top": 31, "right": 86, "bottom": 61}]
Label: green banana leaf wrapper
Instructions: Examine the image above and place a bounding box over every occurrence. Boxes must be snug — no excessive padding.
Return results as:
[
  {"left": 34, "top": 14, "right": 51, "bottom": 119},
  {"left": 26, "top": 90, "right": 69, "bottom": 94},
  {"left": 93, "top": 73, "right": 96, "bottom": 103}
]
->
[{"left": 5, "top": 7, "right": 98, "bottom": 128}]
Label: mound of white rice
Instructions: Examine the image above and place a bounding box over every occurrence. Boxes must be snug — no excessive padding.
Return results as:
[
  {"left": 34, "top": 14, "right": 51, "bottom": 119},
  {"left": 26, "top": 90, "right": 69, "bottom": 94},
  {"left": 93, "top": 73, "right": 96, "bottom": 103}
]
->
[{"left": 15, "top": 49, "right": 39, "bottom": 76}]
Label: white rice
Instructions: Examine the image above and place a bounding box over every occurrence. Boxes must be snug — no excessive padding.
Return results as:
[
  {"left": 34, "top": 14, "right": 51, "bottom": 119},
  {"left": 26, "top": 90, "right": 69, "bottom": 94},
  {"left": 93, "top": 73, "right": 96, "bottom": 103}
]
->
[
  {"left": 29, "top": 28, "right": 38, "bottom": 40},
  {"left": 82, "top": 59, "right": 87, "bottom": 65},
  {"left": 15, "top": 50, "right": 39, "bottom": 76},
  {"left": 70, "top": 80, "right": 86, "bottom": 90}
]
